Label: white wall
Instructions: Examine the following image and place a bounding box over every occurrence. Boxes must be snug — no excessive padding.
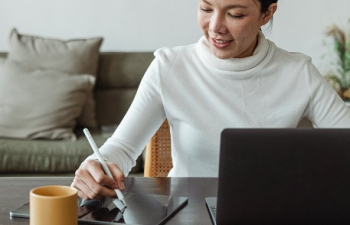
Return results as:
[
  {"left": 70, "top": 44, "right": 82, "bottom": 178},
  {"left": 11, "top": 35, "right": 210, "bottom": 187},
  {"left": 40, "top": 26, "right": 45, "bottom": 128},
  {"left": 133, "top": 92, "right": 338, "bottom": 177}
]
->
[
  {"left": 267, "top": 0, "right": 350, "bottom": 74},
  {"left": 0, "top": 0, "right": 202, "bottom": 51},
  {"left": 0, "top": 0, "right": 349, "bottom": 74}
]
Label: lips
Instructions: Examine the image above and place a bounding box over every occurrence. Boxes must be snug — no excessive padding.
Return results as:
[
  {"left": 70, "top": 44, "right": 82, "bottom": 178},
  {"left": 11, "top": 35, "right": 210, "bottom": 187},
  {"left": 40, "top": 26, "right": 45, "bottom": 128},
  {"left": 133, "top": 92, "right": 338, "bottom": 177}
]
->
[{"left": 211, "top": 38, "right": 233, "bottom": 48}]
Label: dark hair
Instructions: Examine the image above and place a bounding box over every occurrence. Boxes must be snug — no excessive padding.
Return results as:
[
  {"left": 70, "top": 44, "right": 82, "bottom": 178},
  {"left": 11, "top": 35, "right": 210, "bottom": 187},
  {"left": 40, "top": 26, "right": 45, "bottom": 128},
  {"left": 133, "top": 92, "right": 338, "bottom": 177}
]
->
[{"left": 259, "top": 0, "right": 278, "bottom": 13}]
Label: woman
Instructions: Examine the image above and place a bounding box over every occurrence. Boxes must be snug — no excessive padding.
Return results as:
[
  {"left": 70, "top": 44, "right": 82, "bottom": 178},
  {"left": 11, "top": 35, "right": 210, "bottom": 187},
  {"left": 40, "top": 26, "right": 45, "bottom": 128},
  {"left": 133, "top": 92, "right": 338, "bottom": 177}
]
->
[{"left": 72, "top": 0, "right": 350, "bottom": 200}]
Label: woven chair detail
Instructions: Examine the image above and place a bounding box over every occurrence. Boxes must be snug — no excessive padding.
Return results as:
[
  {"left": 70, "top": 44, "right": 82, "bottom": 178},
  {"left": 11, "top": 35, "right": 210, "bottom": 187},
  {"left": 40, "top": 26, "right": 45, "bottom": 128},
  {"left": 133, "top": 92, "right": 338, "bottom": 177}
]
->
[{"left": 144, "top": 119, "right": 172, "bottom": 177}]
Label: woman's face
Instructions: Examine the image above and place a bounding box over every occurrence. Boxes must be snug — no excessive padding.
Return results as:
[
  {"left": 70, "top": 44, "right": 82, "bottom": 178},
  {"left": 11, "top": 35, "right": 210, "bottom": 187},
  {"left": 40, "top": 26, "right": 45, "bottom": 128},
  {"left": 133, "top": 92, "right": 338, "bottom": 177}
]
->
[{"left": 197, "top": 0, "right": 275, "bottom": 59}]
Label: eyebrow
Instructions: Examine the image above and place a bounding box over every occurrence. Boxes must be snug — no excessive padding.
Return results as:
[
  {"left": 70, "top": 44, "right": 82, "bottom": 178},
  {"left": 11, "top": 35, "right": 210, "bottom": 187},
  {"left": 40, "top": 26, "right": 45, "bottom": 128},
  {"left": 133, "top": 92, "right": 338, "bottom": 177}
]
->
[{"left": 202, "top": 0, "right": 248, "bottom": 9}]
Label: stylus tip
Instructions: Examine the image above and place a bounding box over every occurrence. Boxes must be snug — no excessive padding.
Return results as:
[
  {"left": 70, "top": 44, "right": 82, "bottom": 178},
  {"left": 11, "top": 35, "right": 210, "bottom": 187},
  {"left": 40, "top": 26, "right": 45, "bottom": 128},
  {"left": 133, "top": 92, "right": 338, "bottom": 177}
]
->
[{"left": 121, "top": 199, "right": 127, "bottom": 208}]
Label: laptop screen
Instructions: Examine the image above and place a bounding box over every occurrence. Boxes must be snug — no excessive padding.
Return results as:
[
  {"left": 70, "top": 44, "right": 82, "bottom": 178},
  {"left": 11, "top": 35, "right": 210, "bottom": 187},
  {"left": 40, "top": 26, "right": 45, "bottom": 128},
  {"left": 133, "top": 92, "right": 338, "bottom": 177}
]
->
[{"left": 216, "top": 128, "right": 350, "bottom": 224}]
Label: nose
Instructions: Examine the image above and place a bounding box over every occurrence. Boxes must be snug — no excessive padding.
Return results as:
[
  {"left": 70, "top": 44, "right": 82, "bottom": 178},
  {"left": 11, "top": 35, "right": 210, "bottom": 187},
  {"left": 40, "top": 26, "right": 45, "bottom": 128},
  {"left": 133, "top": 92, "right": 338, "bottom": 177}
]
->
[{"left": 209, "top": 13, "right": 227, "bottom": 34}]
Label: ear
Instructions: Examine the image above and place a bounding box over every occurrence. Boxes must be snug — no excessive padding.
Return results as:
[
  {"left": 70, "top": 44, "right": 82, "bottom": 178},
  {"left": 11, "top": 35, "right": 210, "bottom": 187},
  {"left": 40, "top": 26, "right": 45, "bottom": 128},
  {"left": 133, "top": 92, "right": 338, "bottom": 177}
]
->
[{"left": 261, "top": 3, "right": 278, "bottom": 26}]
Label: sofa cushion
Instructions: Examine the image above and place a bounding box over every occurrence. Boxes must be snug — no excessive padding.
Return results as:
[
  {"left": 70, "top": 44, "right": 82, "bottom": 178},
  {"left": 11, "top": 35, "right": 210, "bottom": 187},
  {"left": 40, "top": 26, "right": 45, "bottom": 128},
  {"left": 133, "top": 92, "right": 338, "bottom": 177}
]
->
[
  {"left": 0, "top": 60, "right": 95, "bottom": 140},
  {"left": 96, "top": 52, "right": 154, "bottom": 88},
  {"left": 95, "top": 52, "right": 155, "bottom": 126},
  {"left": 0, "top": 131, "right": 143, "bottom": 174},
  {"left": 8, "top": 29, "right": 103, "bottom": 128}
]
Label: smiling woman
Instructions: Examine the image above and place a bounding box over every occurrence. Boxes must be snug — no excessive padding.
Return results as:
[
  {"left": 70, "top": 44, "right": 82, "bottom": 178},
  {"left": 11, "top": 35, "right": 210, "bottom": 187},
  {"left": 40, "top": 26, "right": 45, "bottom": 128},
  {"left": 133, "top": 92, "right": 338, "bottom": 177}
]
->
[
  {"left": 197, "top": 0, "right": 277, "bottom": 59},
  {"left": 71, "top": 0, "right": 350, "bottom": 201}
]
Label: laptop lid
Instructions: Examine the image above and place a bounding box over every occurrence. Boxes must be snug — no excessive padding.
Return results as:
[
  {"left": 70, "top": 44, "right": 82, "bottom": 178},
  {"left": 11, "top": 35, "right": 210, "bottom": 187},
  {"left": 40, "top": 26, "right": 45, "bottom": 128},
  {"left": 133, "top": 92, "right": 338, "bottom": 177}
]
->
[{"left": 216, "top": 128, "right": 350, "bottom": 224}]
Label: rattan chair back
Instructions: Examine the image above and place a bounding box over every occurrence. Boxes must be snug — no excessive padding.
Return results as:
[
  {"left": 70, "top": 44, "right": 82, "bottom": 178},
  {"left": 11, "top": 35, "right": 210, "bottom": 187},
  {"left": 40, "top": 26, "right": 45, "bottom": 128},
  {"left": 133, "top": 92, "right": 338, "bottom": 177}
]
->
[{"left": 144, "top": 119, "right": 172, "bottom": 177}]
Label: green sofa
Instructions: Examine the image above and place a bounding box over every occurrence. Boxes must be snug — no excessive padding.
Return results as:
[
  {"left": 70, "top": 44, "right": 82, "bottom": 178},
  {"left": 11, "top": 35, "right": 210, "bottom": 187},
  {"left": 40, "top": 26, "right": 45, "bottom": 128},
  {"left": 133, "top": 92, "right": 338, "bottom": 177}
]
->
[{"left": 0, "top": 52, "right": 154, "bottom": 176}]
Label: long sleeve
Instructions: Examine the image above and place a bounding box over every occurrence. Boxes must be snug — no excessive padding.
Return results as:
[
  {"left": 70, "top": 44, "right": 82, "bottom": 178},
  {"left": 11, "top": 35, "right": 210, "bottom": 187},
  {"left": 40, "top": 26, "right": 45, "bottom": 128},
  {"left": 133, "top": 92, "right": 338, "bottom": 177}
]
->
[
  {"left": 86, "top": 57, "right": 167, "bottom": 175},
  {"left": 303, "top": 61, "right": 350, "bottom": 127}
]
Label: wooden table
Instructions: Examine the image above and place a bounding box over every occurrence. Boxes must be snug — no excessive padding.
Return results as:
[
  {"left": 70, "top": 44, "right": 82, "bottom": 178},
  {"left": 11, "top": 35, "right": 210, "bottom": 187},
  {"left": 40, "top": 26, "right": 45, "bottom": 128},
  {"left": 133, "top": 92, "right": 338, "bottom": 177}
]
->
[{"left": 0, "top": 177, "right": 218, "bottom": 225}]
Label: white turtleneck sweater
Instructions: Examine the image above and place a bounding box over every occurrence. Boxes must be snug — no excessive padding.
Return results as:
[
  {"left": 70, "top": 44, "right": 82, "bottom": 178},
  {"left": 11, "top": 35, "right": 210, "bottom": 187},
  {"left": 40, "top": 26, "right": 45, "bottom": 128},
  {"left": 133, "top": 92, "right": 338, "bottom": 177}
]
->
[{"left": 88, "top": 33, "right": 350, "bottom": 177}]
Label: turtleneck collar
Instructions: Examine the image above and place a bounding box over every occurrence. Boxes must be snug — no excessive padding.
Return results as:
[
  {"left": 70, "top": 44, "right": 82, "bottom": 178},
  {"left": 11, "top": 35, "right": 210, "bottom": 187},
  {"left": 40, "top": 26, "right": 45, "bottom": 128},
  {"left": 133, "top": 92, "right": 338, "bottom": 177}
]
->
[{"left": 196, "top": 31, "right": 271, "bottom": 72}]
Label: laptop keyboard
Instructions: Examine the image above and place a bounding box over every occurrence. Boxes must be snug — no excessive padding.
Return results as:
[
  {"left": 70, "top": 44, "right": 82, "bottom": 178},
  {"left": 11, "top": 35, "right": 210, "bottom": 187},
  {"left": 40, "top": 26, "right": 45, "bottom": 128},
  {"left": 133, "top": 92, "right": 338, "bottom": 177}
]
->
[
  {"left": 205, "top": 197, "right": 218, "bottom": 224},
  {"left": 209, "top": 206, "right": 217, "bottom": 218}
]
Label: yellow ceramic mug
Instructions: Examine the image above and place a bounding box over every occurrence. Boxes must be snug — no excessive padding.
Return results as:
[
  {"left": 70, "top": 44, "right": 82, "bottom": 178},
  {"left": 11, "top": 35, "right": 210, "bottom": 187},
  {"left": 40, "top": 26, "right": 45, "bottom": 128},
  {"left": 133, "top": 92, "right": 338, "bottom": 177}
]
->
[{"left": 30, "top": 185, "right": 78, "bottom": 225}]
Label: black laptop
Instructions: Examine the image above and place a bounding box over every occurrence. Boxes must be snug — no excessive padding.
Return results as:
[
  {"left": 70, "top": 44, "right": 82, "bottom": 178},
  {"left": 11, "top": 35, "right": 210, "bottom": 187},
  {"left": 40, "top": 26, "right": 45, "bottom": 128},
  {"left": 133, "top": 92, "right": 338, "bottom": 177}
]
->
[{"left": 206, "top": 128, "right": 350, "bottom": 224}]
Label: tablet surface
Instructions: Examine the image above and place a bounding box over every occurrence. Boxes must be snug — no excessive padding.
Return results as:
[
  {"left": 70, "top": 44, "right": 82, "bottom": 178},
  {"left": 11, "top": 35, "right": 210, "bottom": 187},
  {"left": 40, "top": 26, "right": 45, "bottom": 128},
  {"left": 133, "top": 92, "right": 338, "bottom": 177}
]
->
[{"left": 10, "top": 192, "right": 188, "bottom": 225}]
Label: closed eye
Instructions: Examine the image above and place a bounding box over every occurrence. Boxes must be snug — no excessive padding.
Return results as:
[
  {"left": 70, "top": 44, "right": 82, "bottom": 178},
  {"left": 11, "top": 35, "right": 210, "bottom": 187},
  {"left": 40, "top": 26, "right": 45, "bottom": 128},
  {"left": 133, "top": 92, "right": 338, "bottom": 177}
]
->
[
  {"left": 228, "top": 13, "right": 243, "bottom": 18},
  {"left": 201, "top": 7, "right": 212, "bottom": 13}
]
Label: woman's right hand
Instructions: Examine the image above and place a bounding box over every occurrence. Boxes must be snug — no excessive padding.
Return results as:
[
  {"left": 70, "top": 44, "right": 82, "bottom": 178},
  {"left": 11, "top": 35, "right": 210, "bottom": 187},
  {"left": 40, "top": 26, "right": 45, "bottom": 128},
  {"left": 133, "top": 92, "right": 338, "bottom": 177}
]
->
[{"left": 71, "top": 159, "right": 125, "bottom": 200}]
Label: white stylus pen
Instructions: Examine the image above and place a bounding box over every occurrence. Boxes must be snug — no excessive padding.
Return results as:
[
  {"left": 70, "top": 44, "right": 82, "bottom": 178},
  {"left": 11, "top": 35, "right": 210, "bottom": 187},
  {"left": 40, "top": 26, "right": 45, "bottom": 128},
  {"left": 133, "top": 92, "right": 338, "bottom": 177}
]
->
[{"left": 83, "top": 128, "right": 127, "bottom": 207}]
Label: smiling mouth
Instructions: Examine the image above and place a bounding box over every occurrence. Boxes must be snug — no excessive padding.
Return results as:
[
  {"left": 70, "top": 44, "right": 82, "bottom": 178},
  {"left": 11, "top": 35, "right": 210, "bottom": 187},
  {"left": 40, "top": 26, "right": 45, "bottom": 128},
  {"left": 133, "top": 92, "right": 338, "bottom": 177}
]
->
[{"left": 211, "top": 38, "right": 233, "bottom": 48}]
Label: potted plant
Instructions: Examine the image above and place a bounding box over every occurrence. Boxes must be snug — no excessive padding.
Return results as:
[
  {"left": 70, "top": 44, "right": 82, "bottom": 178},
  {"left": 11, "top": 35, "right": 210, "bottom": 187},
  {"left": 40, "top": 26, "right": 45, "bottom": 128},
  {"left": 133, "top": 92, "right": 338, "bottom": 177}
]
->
[{"left": 324, "top": 20, "right": 350, "bottom": 101}]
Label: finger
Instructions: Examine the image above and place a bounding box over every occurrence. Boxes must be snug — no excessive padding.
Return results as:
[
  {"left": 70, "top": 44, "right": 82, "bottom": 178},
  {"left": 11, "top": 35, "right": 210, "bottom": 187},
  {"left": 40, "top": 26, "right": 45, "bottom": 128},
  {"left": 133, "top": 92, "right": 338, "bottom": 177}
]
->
[
  {"left": 84, "top": 161, "right": 117, "bottom": 197},
  {"left": 73, "top": 168, "right": 105, "bottom": 200},
  {"left": 74, "top": 160, "right": 110, "bottom": 199},
  {"left": 72, "top": 184, "right": 89, "bottom": 200},
  {"left": 106, "top": 162, "right": 126, "bottom": 191},
  {"left": 88, "top": 160, "right": 125, "bottom": 191},
  {"left": 82, "top": 160, "right": 117, "bottom": 198},
  {"left": 71, "top": 175, "right": 90, "bottom": 200}
]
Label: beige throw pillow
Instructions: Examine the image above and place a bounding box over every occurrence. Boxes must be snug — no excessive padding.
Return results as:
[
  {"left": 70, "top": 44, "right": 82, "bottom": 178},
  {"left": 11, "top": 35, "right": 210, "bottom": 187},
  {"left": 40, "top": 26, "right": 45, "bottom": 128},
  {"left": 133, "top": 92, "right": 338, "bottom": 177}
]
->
[
  {"left": 0, "top": 60, "right": 95, "bottom": 140},
  {"left": 8, "top": 29, "right": 103, "bottom": 128}
]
